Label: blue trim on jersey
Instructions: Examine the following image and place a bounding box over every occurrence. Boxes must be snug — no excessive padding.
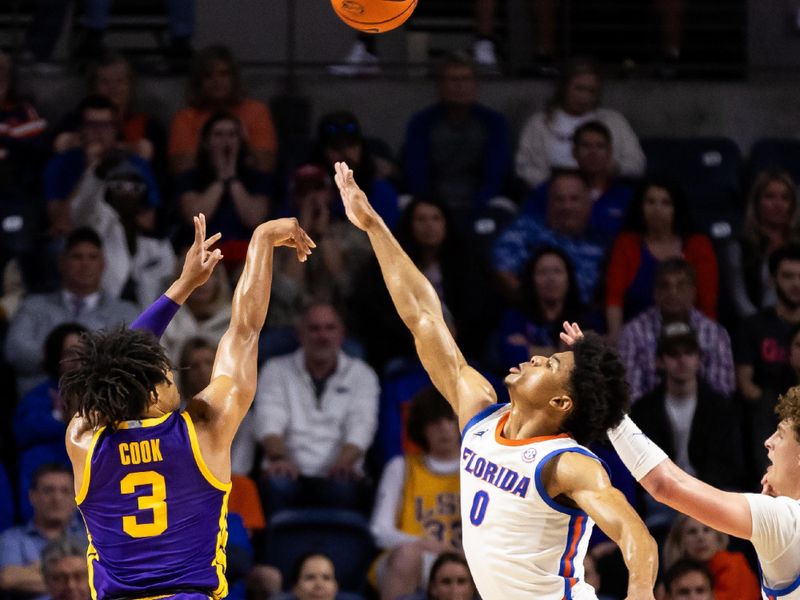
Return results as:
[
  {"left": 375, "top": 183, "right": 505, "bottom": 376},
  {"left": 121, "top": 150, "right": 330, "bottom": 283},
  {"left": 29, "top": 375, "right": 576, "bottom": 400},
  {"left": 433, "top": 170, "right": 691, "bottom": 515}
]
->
[
  {"left": 461, "top": 402, "right": 507, "bottom": 439},
  {"left": 558, "top": 512, "right": 588, "bottom": 600},
  {"left": 533, "top": 447, "right": 605, "bottom": 516},
  {"left": 760, "top": 565, "right": 800, "bottom": 597}
]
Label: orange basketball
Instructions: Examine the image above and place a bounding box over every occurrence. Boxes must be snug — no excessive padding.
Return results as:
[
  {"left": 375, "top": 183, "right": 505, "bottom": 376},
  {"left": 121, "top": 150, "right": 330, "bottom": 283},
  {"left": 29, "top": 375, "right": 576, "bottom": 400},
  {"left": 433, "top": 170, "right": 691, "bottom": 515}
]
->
[{"left": 330, "top": 0, "right": 418, "bottom": 33}]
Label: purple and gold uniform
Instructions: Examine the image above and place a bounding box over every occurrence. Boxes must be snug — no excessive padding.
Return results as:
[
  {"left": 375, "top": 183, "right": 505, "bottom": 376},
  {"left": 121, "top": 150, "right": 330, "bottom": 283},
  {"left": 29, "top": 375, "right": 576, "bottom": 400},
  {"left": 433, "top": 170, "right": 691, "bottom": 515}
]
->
[{"left": 77, "top": 411, "right": 230, "bottom": 600}]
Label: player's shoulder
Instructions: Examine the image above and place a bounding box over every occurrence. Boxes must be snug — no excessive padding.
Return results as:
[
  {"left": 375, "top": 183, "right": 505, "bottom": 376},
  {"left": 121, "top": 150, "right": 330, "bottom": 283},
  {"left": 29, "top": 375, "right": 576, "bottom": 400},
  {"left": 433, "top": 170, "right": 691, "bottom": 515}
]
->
[
  {"left": 461, "top": 401, "right": 508, "bottom": 437},
  {"left": 543, "top": 446, "right": 608, "bottom": 491}
]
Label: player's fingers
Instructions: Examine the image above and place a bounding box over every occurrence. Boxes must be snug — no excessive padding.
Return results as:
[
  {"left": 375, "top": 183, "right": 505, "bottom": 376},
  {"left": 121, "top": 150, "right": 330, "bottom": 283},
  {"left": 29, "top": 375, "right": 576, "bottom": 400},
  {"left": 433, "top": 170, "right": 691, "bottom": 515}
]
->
[
  {"left": 193, "top": 216, "right": 202, "bottom": 246},
  {"left": 203, "top": 232, "right": 222, "bottom": 249}
]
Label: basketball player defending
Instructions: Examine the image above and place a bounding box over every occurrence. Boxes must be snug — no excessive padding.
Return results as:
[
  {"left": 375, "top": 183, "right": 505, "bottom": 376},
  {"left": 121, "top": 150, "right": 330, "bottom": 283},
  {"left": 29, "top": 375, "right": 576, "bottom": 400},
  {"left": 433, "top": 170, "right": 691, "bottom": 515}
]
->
[
  {"left": 558, "top": 322, "right": 800, "bottom": 600},
  {"left": 333, "top": 162, "right": 657, "bottom": 600},
  {"left": 63, "top": 215, "right": 315, "bottom": 600}
]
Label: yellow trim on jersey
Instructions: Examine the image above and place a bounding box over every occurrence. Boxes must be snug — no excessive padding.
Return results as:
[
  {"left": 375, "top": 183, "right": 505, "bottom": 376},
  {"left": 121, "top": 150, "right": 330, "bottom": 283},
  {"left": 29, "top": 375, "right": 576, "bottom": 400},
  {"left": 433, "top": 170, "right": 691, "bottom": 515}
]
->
[
  {"left": 86, "top": 533, "right": 100, "bottom": 600},
  {"left": 211, "top": 489, "right": 230, "bottom": 600},
  {"left": 76, "top": 426, "right": 107, "bottom": 505},
  {"left": 181, "top": 412, "right": 232, "bottom": 492},
  {"left": 117, "top": 412, "right": 173, "bottom": 430}
]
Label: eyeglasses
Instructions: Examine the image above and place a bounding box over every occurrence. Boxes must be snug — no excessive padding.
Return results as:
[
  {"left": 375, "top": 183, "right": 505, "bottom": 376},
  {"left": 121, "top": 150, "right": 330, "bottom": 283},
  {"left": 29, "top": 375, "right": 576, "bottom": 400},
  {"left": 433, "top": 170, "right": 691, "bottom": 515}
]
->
[
  {"left": 323, "top": 121, "right": 359, "bottom": 136},
  {"left": 106, "top": 180, "right": 147, "bottom": 195}
]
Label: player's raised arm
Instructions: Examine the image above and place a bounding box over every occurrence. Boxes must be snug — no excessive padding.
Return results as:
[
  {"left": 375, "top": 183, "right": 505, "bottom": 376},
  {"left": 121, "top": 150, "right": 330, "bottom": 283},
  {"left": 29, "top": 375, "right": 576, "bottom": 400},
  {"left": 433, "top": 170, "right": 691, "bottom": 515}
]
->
[
  {"left": 547, "top": 452, "right": 658, "bottom": 600},
  {"left": 188, "top": 218, "right": 315, "bottom": 446},
  {"left": 130, "top": 213, "right": 223, "bottom": 337},
  {"left": 333, "top": 161, "right": 495, "bottom": 429},
  {"left": 560, "top": 320, "right": 754, "bottom": 539}
]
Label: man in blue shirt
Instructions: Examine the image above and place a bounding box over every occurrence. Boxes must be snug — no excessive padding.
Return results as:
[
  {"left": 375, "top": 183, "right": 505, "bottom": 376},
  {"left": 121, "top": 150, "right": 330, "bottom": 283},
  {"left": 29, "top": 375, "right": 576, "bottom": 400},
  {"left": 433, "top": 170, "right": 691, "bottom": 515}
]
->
[
  {"left": 493, "top": 169, "right": 611, "bottom": 304},
  {"left": 520, "top": 121, "right": 633, "bottom": 241},
  {"left": 43, "top": 95, "right": 160, "bottom": 238},
  {"left": 0, "top": 464, "right": 86, "bottom": 599}
]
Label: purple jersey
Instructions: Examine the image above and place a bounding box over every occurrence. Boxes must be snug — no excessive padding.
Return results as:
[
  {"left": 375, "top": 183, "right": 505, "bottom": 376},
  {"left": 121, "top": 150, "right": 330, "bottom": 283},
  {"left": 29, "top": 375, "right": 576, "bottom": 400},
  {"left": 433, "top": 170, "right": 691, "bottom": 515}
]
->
[{"left": 77, "top": 411, "right": 231, "bottom": 600}]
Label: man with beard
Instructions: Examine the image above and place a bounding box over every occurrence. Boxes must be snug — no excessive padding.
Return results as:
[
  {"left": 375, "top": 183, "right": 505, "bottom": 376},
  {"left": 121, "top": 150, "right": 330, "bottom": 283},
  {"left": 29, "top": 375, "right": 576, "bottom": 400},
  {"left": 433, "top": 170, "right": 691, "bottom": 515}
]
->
[{"left": 735, "top": 243, "right": 800, "bottom": 484}]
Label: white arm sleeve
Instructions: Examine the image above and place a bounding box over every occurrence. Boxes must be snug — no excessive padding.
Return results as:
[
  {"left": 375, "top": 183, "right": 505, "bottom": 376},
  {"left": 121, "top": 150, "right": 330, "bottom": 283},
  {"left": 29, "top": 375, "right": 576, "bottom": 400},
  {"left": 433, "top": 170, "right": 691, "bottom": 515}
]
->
[
  {"left": 745, "top": 493, "right": 800, "bottom": 590},
  {"left": 370, "top": 457, "right": 419, "bottom": 550},
  {"left": 607, "top": 414, "right": 669, "bottom": 481}
]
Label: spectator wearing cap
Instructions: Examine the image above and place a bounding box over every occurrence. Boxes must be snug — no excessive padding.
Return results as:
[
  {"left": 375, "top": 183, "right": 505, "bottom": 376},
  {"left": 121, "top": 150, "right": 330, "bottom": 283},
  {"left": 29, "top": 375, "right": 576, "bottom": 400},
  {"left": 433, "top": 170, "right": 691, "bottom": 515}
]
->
[
  {"left": 176, "top": 112, "right": 270, "bottom": 256},
  {"left": 631, "top": 323, "right": 744, "bottom": 490},
  {"left": 40, "top": 536, "right": 90, "bottom": 600},
  {"left": 617, "top": 258, "right": 734, "bottom": 403},
  {"left": 312, "top": 111, "right": 400, "bottom": 230},
  {"left": 71, "top": 169, "right": 175, "bottom": 308},
  {"left": 43, "top": 95, "right": 161, "bottom": 239},
  {"left": 402, "top": 52, "right": 512, "bottom": 233},
  {"left": 4, "top": 227, "right": 138, "bottom": 393},
  {"left": 520, "top": 121, "right": 633, "bottom": 241}
]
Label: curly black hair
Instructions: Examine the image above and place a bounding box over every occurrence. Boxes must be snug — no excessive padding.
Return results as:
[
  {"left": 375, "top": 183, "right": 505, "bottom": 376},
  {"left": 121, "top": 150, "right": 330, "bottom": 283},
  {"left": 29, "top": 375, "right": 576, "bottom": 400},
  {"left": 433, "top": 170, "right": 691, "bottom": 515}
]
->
[
  {"left": 406, "top": 387, "right": 457, "bottom": 452},
  {"left": 60, "top": 327, "right": 172, "bottom": 429},
  {"left": 563, "top": 332, "right": 630, "bottom": 445}
]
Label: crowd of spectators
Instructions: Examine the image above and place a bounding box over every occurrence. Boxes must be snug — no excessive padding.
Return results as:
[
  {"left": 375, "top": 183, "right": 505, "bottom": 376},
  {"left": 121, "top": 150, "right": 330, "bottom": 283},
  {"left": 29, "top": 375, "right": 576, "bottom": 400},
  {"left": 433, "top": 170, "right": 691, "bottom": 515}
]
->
[{"left": 0, "top": 30, "right": 790, "bottom": 600}]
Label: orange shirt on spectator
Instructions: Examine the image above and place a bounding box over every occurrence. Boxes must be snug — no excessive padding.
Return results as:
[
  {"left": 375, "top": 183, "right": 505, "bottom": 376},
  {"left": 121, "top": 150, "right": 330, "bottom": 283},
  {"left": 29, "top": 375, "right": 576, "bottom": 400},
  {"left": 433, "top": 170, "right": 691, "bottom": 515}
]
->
[
  {"left": 168, "top": 98, "right": 277, "bottom": 171},
  {"left": 707, "top": 550, "right": 761, "bottom": 600}
]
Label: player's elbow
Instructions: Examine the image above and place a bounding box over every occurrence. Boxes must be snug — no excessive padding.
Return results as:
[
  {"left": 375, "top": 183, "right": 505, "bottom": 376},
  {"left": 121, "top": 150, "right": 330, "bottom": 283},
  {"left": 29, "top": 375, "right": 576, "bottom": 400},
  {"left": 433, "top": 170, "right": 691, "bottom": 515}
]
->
[{"left": 644, "top": 462, "right": 680, "bottom": 505}]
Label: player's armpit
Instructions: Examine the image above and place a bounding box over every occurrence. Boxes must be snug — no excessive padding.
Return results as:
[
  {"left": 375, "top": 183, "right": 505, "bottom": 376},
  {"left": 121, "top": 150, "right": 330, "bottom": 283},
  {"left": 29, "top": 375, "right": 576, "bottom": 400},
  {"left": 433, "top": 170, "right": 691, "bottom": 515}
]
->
[
  {"left": 548, "top": 453, "right": 658, "bottom": 597},
  {"left": 640, "top": 460, "right": 753, "bottom": 540}
]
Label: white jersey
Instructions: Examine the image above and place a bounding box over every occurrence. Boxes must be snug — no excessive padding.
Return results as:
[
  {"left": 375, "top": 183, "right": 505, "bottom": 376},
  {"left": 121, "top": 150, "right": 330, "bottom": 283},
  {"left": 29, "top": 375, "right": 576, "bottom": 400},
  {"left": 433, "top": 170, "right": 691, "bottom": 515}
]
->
[
  {"left": 461, "top": 403, "right": 600, "bottom": 600},
  {"left": 745, "top": 494, "right": 800, "bottom": 600}
]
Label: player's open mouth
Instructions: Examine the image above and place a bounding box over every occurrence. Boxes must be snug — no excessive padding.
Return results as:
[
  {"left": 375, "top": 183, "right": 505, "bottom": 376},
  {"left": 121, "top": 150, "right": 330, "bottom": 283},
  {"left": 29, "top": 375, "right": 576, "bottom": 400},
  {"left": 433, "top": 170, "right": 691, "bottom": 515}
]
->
[{"left": 509, "top": 366, "right": 520, "bottom": 373}]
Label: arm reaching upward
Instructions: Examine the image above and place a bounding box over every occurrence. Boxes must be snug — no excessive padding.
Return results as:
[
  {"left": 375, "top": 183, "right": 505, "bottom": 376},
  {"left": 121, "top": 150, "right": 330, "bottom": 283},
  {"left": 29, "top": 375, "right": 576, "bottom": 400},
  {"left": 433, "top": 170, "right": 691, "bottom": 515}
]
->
[
  {"left": 333, "top": 161, "right": 495, "bottom": 429},
  {"left": 188, "top": 218, "right": 315, "bottom": 449}
]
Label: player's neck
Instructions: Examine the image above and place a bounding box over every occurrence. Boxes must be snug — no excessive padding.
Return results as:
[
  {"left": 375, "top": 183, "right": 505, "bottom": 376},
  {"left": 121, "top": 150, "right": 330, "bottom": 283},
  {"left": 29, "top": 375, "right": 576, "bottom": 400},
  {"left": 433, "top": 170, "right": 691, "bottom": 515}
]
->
[{"left": 504, "top": 404, "right": 561, "bottom": 441}]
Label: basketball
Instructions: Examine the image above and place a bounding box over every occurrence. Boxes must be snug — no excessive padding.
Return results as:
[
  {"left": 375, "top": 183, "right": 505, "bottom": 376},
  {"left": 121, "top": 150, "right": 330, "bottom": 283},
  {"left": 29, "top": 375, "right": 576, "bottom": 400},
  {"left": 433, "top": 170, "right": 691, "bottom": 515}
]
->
[{"left": 330, "top": 0, "right": 418, "bottom": 33}]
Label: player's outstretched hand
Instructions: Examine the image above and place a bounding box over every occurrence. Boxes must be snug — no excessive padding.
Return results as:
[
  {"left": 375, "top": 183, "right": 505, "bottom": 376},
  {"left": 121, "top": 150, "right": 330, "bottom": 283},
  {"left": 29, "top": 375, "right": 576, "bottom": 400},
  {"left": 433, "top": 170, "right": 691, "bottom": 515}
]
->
[
  {"left": 559, "top": 321, "right": 584, "bottom": 346},
  {"left": 333, "top": 161, "right": 379, "bottom": 231},
  {"left": 262, "top": 217, "right": 316, "bottom": 263},
  {"left": 180, "top": 213, "right": 223, "bottom": 290}
]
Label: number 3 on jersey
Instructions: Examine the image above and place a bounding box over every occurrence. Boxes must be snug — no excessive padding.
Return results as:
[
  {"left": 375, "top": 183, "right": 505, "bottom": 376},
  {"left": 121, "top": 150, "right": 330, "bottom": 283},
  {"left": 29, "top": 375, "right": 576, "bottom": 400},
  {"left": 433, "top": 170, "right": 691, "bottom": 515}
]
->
[
  {"left": 120, "top": 471, "right": 168, "bottom": 538},
  {"left": 470, "top": 490, "right": 489, "bottom": 525}
]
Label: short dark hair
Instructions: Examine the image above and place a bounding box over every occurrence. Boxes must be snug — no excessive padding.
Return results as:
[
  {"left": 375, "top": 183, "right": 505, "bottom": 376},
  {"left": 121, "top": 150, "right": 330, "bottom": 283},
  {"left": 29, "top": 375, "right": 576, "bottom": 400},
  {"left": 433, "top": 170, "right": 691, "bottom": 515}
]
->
[
  {"left": 31, "top": 464, "right": 72, "bottom": 490},
  {"left": 549, "top": 167, "right": 591, "bottom": 189},
  {"left": 623, "top": 176, "right": 692, "bottom": 237},
  {"left": 78, "top": 94, "right": 117, "bottom": 117},
  {"left": 437, "top": 51, "right": 477, "bottom": 80},
  {"left": 573, "top": 120, "right": 612, "bottom": 146},
  {"left": 65, "top": 227, "right": 103, "bottom": 252},
  {"left": 60, "top": 327, "right": 172, "bottom": 429},
  {"left": 406, "top": 387, "right": 456, "bottom": 452},
  {"left": 663, "top": 559, "right": 714, "bottom": 594},
  {"left": 768, "top": 242, "right": 800, "bottom": 277},
  {"left": 656, "top": 322, "right": 700, "bottom": 358},
  {"left": 43, "top": 323, "right": 88, "bottom": 380},
  {"left": 655, "top": 258, "right": 696, "bottom": 288},
  {"left": 289, "top": 552, "right": 335, "bottom": 587},
  {"left": 565, "top": 332, "right": 629, "bottom": 445}
]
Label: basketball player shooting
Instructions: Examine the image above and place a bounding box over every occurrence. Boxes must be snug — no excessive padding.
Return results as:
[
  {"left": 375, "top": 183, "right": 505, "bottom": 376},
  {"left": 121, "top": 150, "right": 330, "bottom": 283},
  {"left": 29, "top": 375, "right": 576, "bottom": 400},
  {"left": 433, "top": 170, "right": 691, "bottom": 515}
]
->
[
  {"left": 333, "top": 161, "right": 657, "bottom": 600},
  {"left": 560, "top": 319, "right": 800, "bottom": 599},
  {"left": 63, "top": 215, "right": 314, "bottom": 600}
]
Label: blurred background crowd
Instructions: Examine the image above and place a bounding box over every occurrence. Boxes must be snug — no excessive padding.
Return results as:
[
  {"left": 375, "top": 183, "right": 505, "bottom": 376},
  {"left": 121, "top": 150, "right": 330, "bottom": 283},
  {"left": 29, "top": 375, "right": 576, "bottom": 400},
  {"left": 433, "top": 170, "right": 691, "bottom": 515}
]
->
[{"left": 0, "top": 1, "right": 794, "bottom": 600}]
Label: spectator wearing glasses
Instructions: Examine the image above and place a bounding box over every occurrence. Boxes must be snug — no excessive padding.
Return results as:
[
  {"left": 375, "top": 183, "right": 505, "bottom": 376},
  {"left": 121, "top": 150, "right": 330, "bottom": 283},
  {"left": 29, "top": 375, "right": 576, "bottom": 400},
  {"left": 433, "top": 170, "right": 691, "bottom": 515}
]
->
[
  {"left": 40, "top": 536, "right": 90, "bottom": 600},
  {"left": 43, "top": 95, "right": 161, "bottom": 239}
]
